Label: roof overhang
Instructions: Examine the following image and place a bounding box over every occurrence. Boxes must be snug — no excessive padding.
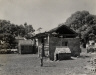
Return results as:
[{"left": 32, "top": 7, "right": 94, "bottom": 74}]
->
[{"left": 33, "top": 25, "right": 77, "bottom": 38}]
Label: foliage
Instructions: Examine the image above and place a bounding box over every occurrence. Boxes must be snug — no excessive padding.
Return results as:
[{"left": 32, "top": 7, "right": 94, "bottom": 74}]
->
[
  {"left": 37, "top": 27, "right": 42, "bottom": 33},
  {"left": 0, "top": 20, "right": 35, "bottom": 49},
  {"left": 2, "top": 43, "right": 10, "bottom": 49},
  {"left": 0, "top": 20, "right": 35, "bottom": 37},
  {"left": 65, "top": 10, "right": 96, "bottom": 44}
]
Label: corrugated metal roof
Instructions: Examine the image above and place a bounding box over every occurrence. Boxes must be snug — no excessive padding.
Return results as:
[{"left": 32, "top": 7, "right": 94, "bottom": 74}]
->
[
  {"left": 55, "top": 46, "right": 71, "bottom": 53},
  {"left": 48, "top": 25, "right": 76, "bottom": 34},
  {"left": 15, "top": 36, "right": 24, "bottom": 40},
  {"left": 19, "top": 40, "right": 34, "bottom": 45},
  {"left": 35, "top": 25, "right": 77, "bottom": 37}
]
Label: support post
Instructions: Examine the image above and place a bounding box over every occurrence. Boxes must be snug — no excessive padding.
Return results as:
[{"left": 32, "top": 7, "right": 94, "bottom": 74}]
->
[
  {"left": 40, "top": 38, "right": 44, "bottom": 67},
  {"left": 47, "top": 35, "right": 50, "bottom": 60}
]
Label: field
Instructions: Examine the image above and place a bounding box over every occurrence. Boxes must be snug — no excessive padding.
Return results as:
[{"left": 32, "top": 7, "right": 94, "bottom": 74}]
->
[{"left": 0, "top": 48, "right": 96, "bottom": 75}]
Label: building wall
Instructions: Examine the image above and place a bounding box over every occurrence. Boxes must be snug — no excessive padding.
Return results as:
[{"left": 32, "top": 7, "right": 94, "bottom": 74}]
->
[
  {"left": 49, "top": 36, "right": 81, "bottom": 60},
  {"left": 18, "top": 45, "right": 34, "bottom": 54}
]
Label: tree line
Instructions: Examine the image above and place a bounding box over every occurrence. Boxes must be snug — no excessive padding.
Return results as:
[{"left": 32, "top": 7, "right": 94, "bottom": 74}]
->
[
  {"left": 0, "top": 20, "right": 35, "bottom": 49},
  {"left": 0, "top": 20, "right": 35, "bottom": 37},
  {"left": 0, "top": 10, "right": 96, "bottom": 49}
]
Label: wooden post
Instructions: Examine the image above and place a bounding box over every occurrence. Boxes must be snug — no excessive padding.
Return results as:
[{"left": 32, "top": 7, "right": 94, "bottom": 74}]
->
[
  {"left": 36, "top": 39, "right": 40, "bottom": 57},
  {"left": 48, "top": 35, "right": 49, "bottom": 57},
  {"left": 41, "top": 38, "right": 44, "bottom": 67},
  {"left": 60, "top": 35, "right": 63, "bottom": 46}
]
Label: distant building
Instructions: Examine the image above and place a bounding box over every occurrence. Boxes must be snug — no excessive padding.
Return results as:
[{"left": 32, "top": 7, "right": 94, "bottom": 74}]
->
[
  {"left": 18, "top": 40, "right": 36, "bottom": 54},
  {"left": 34, "top": 25, "right": 81, "bottom": 60}
]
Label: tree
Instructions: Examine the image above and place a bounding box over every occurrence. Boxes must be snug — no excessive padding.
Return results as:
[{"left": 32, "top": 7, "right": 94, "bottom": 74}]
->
[
  {"left": 64, "top": 10, "right": 96, "bottom": 47},
  {"left": 23, "top": 22, "right": 35, "bottom": 38},
  {"left": 37, "top": 27, "right": 42, "bottom": 33},
  {"left": 0, "top": 20, "right": 35, "bottom": 49},
  {"left": 65, "top": 11, "right": 90, "bottom": 30}
]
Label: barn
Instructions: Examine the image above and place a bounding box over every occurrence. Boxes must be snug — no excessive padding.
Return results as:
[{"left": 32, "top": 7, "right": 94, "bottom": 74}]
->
[{"left": 35, "top": 25, "right": 81, "bottom": 60}]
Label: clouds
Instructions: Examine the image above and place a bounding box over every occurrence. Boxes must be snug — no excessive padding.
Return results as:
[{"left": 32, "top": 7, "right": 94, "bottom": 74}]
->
[{"left": 0, "top": 0, "right": 96, "bottom": 31}]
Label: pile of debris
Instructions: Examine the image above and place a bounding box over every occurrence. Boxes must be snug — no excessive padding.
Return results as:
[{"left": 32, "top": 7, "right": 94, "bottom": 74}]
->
[{"left": 85, "top": 57, "right": 96, "bottom": 74}]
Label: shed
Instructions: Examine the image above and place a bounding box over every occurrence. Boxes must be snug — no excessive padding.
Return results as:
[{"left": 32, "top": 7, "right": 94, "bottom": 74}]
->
[
  {"left": 18, "top": 40, "right": 35, "bottom": 54},
  {"left": 54, "top": 46, "right": 71, "bottom": 61},
  {"left": 35, "top": 25, "right": 81, "bottom": 60}
]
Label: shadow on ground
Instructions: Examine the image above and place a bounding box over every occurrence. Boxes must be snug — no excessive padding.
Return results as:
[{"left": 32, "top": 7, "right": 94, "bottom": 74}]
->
[{"left": 78, "top": 55, "right": 90, "bottom": 59}]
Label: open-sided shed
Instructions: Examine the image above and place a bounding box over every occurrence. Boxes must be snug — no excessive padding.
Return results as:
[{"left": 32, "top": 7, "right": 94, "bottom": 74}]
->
[{"left": 35, "top": 25, "right": 81, "bottom": 60}]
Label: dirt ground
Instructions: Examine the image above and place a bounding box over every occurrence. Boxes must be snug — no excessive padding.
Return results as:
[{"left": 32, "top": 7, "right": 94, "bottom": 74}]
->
[{"left": 0, "top": 48, "right": 96, "bottom": 75}]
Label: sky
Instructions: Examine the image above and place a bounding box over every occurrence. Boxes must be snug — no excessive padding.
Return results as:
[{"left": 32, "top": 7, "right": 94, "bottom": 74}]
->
[{"left": 0, "top": 0, "right": 96, "bottom": 32}]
